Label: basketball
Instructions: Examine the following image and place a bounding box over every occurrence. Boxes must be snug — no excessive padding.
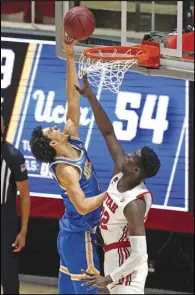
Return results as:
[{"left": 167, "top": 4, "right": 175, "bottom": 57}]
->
[{"left": 64, "top": 6, "right": 95, "bottom": 41}]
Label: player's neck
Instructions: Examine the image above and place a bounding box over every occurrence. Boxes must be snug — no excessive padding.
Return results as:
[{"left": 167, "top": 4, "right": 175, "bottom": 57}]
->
[
  {"left": 56, "top": 142, "right": 80, "bottom": 160},
  {"left": 117, "top": 174, "right": 141, "bottom": 193}
]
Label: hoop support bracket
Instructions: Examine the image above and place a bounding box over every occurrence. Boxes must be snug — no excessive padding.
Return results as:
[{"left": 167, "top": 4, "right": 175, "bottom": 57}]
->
[{"left": 139, "top": 41, "right": 160, "bottom": 69}]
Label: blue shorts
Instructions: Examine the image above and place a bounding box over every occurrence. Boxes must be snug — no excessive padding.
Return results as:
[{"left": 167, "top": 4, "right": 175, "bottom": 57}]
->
[{"left": 57, "top": 230, "right": 100, "bottom": 294}]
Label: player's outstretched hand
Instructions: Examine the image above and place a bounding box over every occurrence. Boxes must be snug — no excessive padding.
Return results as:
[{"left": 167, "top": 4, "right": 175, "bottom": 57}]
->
[
  {"left": 62, "top": 25, "right": 77, "bottom": 56},
  {"left": 80, "top": 269, "right": 113, "bottom": 290},
  {"left": 74, "top": 74, "right": 94, "bottom": 98}
]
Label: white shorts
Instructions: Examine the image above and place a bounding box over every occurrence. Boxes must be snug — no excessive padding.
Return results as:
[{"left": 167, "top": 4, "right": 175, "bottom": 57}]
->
[{"left": 104, "top": 248, "right": 148, "bottom": 294}]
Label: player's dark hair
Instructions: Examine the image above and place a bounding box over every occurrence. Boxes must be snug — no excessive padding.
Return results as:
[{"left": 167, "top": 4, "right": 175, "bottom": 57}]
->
[
  {"left": 30, "top": 126, "right": 56, "bottom": 163},
  {"left": 140, "top": 146, "right": 160, "bottom": 179}
]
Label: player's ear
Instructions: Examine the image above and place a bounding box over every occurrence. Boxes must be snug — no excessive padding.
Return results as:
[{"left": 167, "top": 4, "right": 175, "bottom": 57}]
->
[{"left": 50, "top": 140, "right": 58, "bottom": 148}]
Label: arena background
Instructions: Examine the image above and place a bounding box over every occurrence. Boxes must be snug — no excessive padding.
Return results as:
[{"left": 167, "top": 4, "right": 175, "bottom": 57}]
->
[
  {"left": 1, "top": 34, "right": 194, "bottom": 294},
  {"left": 1, "top": 1, "right": 194, "bottom": 294}
]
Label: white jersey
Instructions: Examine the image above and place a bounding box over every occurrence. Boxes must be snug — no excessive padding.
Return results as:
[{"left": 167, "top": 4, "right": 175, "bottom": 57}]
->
[
  {"left": 100, "top": 173, "right": 152, "bottom": 294},
  {"left": 100, "top": 172, "right": 152, "bottom": 245}
]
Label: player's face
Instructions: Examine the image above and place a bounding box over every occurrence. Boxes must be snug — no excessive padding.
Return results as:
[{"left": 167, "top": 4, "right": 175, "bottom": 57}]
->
[
  {"left": 122, "top": 149, "right": 142, "bottom": 175},
  {"left": 43, "top": 126, "right": 68, "bottom": 144}
]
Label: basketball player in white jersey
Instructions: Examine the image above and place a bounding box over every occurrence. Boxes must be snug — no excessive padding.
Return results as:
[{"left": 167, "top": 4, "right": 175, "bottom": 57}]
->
[{"left": 75, "top": 75, "right": 161, "bottom": 294}]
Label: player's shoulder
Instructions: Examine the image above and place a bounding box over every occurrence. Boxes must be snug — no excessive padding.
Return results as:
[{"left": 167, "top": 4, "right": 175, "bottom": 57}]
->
[
  {"left": 126, "top": 182, "right": 149, "bottom": 198},
  {"left": 106, "top": 173, "right": 122, "bottom": 197},
  {"left": 109, "top": 172, "right": 123, "bottom": 186},
  {"left": 120, "top": 182, "right": 150, "bottom": 206},
  {"left": 56, "top": 162, "right": 75, "bottom": 174},
  {"left": 56, "top": 162, "right": 80, "bottom": 182}
]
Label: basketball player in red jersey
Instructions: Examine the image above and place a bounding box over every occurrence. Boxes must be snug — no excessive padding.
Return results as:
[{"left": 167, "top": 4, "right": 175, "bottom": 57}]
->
[{"left": 75, "top": 75, "right": 161, "bottom": 294}]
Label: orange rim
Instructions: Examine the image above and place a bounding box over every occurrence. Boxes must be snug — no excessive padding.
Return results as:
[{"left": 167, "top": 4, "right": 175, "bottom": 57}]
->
[{"left": 83, "top": 45, "right": 152, "bottom": 62}]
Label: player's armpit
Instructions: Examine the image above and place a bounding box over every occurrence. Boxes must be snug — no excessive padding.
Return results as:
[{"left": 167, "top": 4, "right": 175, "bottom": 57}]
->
[
  {"left": 56, "top": 164, "right": 104, "bottom": 215},
  {"left": 124, "top": 198, "right": 146, "bottom": 236},
  {"left": 64, "top": 118, "right": 80, "bottom": 138}
]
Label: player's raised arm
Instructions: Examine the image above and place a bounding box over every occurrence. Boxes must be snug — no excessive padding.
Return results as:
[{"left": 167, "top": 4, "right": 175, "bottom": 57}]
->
[
  {"left": 56, "top": 163, "right": 105, "bottom": 215},
  {"left": 62, "top": 30, "right": 80, "bottom": 137},
  {"left": 75, "top": 74, "right": 125, "bottom": 175}
]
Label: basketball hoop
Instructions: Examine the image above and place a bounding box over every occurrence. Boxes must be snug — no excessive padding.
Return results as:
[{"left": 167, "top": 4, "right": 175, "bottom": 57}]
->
[{"left": 78, "top": 44, "right": 160, "bottom": 93}]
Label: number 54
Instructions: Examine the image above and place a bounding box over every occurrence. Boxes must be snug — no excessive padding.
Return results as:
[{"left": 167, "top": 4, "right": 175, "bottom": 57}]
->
[{"left": 113, "top": 92, "right": 169, "bottom": 144}]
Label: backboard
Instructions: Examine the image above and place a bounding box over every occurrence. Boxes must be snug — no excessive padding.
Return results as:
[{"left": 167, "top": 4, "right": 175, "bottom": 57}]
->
[{"left": 55, "top": 1, "right": 194, "bottom": 81}]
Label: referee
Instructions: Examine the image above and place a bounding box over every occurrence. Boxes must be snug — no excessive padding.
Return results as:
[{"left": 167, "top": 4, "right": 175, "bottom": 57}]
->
[{"left": 1, "top": 116, "right": 30, "bottom": 294}]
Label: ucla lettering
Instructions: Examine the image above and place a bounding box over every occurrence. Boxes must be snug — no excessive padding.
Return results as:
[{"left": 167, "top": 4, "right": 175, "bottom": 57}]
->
[
  {"left": 84, "top": 159, "right": 92, "bottom": 180},
  {"left": 33, "top": 89, "right": 91, "bottom": 125}
]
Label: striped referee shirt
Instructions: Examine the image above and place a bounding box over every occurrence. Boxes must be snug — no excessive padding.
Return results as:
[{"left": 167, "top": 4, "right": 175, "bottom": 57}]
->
[{"left": 1, "top": 141, "right": 28, "bottom": 218}]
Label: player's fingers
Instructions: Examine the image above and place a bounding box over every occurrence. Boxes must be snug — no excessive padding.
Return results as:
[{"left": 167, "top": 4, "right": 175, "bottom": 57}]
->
[
  {"left": 61, "top": 27, "right": 66, "bottom": 43},
  {"left": 83, "top": 73, "right": 88, "bottom": 81},
  {"left": 12, "top": 239, "right": 19, "bottom": 248},
  {"left": 81, "top": 269, "right": 95, "bottom": 277},
  {"left": 13, "top": 247, "right": 22, "bottom": 253},
  {"left": 83, "top": 74, "right": 90, "bottom": 86},
  {"left": 71, "top": 39, "right": 77, "bottom": 45},
  {"left": 74, "top": 85, "right": 82, "bottom": 94},
  {"left": 87, "top": 284, "right": 97, "bottom": 290},
  {"left": 64, "top": 37, "right": 71, "bottom": 44},
  {"left": 81, "top": 279, "right": 96, "bottom": 286},
  {"left": 80, "top": 276, "right": 95, "bottom": 281},
  {"left": 13, "top": 243, "right": 23, "bottom": 252},
  {"left": 63, "top": 31, "right": 72, "bottom": 45}
]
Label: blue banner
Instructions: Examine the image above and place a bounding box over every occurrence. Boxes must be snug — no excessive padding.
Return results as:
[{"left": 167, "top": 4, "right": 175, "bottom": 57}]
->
[{"left": 4, "top": 40, "right": 189, "bottom": 211}]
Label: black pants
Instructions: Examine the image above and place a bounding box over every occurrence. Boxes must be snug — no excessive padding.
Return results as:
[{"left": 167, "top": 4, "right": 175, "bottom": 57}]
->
[{"left": 1, "top": 218, "right": 20, "bottom": 294}]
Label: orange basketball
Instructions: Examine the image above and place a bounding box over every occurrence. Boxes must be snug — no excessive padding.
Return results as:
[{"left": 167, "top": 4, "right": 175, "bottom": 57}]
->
[{"left": 64, "top": 6, "right": 96, "bottom": 41}]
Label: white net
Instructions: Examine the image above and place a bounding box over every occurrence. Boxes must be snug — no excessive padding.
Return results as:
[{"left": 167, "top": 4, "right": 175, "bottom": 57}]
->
[{"left": 78, "top": 48, "right": 139, "bottom": 93}]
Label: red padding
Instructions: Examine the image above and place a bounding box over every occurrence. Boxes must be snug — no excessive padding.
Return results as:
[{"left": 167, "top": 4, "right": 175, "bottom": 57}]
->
[{"left": 16, "top": 196, "right": 194, "bottom": 233}]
